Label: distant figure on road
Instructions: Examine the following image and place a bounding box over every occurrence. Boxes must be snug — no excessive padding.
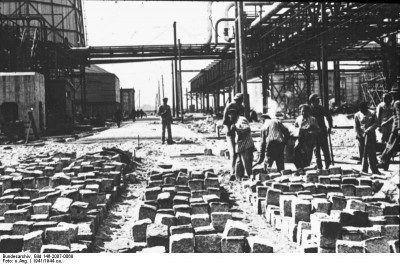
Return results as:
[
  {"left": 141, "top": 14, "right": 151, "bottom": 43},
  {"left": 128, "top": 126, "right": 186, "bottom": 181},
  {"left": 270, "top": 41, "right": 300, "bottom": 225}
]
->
[
  {"left": 114, "top": 108, "right": 123, "bottom": 128},
  {"left": 131, "top": 109, "right": 136, "bottom": 122},
  {"left": 158, "top": 98, "right": 174, "bottom": 145}
]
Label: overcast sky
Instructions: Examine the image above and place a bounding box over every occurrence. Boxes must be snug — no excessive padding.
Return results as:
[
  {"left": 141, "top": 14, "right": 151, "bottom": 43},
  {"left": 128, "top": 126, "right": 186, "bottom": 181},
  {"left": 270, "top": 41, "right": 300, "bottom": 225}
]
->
[{"left": 84, "top": 1, "right": 235, "bottom": 109}]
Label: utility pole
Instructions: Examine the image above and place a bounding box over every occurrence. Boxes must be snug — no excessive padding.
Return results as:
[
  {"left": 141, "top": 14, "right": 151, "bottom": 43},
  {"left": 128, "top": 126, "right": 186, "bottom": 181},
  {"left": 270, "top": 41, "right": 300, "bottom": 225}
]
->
[
  {"left": 320, "top": 2, "right": 329, "bottom": 109},
  {"left": 237, "top": 1, "right": 250, "bottom": 120},
  {"left": 161, "top": 74, "right": 165, "bottom": 99},
  {"left": 234, "top": 3, "right": 241, "bottom": 94},
  {"left": 178, "top": 39, "right": 184, "bottom": 122},
  {"left": 173, "top": 21, "right": 180, "bottom": 118},
  {"left": 171, "top": 61, "right": 175, "bottom": 116}
]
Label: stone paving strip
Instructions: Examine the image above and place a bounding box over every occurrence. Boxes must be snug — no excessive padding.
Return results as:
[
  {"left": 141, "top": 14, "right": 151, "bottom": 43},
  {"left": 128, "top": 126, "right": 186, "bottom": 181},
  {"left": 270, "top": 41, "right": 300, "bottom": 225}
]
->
[
  {"left": 129, "top": 166, "right": 274, "bottom": 253},
  {"left": 247, "top": 166, "right": 399, "bottom": 253},
  {"left": 0, "top": 149, "right": 135, "bottom": 253}
]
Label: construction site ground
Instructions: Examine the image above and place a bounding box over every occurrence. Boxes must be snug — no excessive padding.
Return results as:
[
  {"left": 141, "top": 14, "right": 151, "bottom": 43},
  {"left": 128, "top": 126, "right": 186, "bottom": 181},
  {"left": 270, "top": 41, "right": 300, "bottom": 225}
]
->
[{"left": 0, "top": 117, "right": 399, "bottom": 253}]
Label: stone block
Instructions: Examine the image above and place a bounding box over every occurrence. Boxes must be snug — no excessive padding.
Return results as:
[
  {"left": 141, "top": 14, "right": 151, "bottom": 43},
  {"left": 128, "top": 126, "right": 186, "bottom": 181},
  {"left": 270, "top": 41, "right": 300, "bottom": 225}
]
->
[
  {"left": 341, "top": 184, "right": 356, "bottom": 197},
  {"left": 169, "top": 233, "right": 195, "bottom": 253},
  {"left": 271, "top": 183, "right": 289, "bottom": 192},
  {"left": 173, "top": 204, "right": 191, "bottom": 215},
  {"left": 292, "top": 199, "right": 311, "bottom": 223},
  {"left": 40, "top": 244, "right": 70, "bottom": 253},
  {"left": 190, "top": 203, "right": 208, "bottom": 215},
  {"left": 131, "top": 218, "right": 152, "bottom": 242},
  {"left": 45, "top": 227, "right": 72, "bottom": 247},
  {"left": 144, "top": 187, "right": 162, "bottom": 201},
  {"left": 222, "top": 219, "right": 249, "bottom": 237},
  {"left": 194, "top": 234, "right": 221, "bottom": 253},
  {"left": 204, "top": 178, "right": 219, "bottom": 189},
  {"left": 0, "top": 234, "right": 23, "bottom": 252},
  {"left": 221, "top": 236, "right": 245, "bottom": 253},
  {"left": 146, "top": 224, "right": 169, "bottom": 250},
  {"left": 246, "top": 236, "right": 273, "bottom": 253},
  {"left": 23, "top": 230, "right": 43, "bottom": 253},
  {"left": 4, "top": 209, "right": 29, "bottom": 223},
  {"left": 188, "top": 180, "right": 204, "bottom": 191},
  {"left": 138, "top": 204, "right": 157, "bottom": 222},
  {"left": 297, "top": 221, "right": 311, "bottom": 245},
  {"left": 210, "top": 202, "right": 229, "bottom": 213},
  {"left": 389, "top": 240, "right": 399, "bottom": 253},
  {"left": 329, "top": 195, "right": 347, "bottom": 211},
  {"left": 381, "top": 225, "right": 400, "bottom": 240},
  {"left": 51, "top": 197, "right": 73, "bottom": 215},
  {"left": 170, "top": 224, "right": 193, "bottom": 236},
  {"left": 382, "top": 204, "right": 399, "bottom": 216},
  {"left": 12, "top": 221, "right": 34, "bottom": 235},
  {"left": 154, "top": 214, "right": 176, "bottom": 228},
  {"left": 315, "top": 220, "right": 342, "bottom": 249},
  {"left": 191, "top": 214, "right": 210, "bottom": 229},
  {"left": 363, "top": 237, "right": 390, "bottom": 253},
  {"left": 157, "top": 209, "right": 174, "bottom": 216},
  {"left": 33, "top": 203, "right": 51, "bottom": 215},
  {"left": 302, "top": 183, "right": 316, "bottom": 194},
  {"left": 311, "top": 198, "right": 331, "bottom": 214},
  {"left": 157, "top": 192, "right": 172, "bottom": 209},
  {"left": 0, "top": 203, "right": 16, "bottom": 216},
  {"left": 365, "top": 204, "right": 383, "bottom": 217},
  {"left": 211, "top": 212, "right": 232, "bottom": 232},
  {"left": 173, "top": 195, "right": 189, "bottom": 206},
  {"left": 355, "top": 186, "right": 372, "bottom": 197},
  {"left": 266, "top": 188, "right": 281, "bottom": 206},
  {"left": 279, "top": 195, "right": 295, "bottom": 217},
  {"left": 203, "top": 194, "right": 219, "bottom": 204}
]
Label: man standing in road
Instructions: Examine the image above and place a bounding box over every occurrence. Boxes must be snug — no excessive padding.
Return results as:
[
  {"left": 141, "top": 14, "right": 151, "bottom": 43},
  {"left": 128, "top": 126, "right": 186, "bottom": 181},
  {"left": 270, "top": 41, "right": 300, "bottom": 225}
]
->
[
  {"left": 114, "top": 107, "right": 123, "bottom": 128},
  {"left": 222, "top": 93, "right": 245, "bottom": 179},
  {"left": 309, "top": 93, "right": 333, "bottom": 169},
  {"left": 376, "top": 93, "right": 393, "bottom": 143},
  {"left": 158, "top": 97, "right": 174, "bottom": 144},
  {"left": 354, "top": 102, "right": 381, "bottom": 174}
]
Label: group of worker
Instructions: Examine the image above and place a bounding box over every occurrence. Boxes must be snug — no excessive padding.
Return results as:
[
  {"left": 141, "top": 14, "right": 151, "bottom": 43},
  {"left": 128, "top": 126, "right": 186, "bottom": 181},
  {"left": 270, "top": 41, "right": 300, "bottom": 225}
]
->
[
  {"left": 131, "top": 109, "right": 147, "bottom": 121},
  {"left": 222, "top": 84, "right": 400, "bottom": 181}
]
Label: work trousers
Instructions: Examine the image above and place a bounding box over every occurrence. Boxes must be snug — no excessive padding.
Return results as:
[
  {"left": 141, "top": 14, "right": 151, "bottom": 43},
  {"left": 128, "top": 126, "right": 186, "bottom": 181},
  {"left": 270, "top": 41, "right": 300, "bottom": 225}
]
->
[
  {"left": 358, "top": 135, "right": 379, "bottom": 173},
  {"left": 226, "top": 135, "right": 237, "bottom": 175},
  {"left": 381, "top": 124, "right": 392, "bottom": 143},
  {"left": 380, "top": 131, "right": 400, "bottom": 169},
  {"left": 293, "top": 139, "right": 315, "bottom": 169},
  {"left": 161, "top": 120, "right": 172, "bottom": 143},
  {"left": 235, "top": 147, "right": 254, "bottom": 180},
  {"left": 314, "top": 132, "right": 331, "bottom": 169},
  {"left": 264, "top": 140, "right": 285, "bottom": 172}
]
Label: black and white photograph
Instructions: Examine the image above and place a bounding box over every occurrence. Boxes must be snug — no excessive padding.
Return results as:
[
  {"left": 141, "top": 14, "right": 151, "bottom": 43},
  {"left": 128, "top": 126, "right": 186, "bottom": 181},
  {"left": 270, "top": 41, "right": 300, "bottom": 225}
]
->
[{"left": 0, "top": 0, "right": 399, "bottom": 258}]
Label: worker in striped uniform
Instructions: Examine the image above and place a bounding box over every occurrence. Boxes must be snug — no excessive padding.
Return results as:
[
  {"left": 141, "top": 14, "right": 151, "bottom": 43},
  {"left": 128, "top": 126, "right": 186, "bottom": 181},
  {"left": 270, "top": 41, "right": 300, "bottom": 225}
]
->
[
  {"left": 256, "top": 114, "right": 290, "bottom": 172},
  {"left": 227, "top": 108, "right": 254, "bottom": 181}
]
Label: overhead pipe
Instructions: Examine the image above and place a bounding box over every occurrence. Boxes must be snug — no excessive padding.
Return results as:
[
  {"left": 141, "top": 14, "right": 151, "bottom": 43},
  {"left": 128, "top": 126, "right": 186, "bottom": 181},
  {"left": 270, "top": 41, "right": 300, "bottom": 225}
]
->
[
  {"left": 224, "top": 3, "right": 235, "bottom": 42},
  {"left": 213, "top": 18, "right": 235, "bottom": 49},
  {"left": 249, "top": 2, "right": 289, "bottom": 29},
  {"left": 204, "top": 1, "right": 213, "bottom": 44}
]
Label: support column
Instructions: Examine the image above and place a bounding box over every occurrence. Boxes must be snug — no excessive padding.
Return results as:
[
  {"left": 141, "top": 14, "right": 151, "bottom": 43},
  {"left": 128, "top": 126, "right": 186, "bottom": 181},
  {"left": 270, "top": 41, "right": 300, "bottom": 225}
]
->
[
  {"left": 261, "top": 66, "right": 269, "bottom": 114},
  {"left": 173, "top": 22, "right": 179, "bottom": 118},
  {"left": 223, "top": 89, "right": 226, "bottom": 106},
  {"left": 333, "top": 60, "right": 341, "bottom": 106},
  {"left": 171, "top": 61, "right": 176, "bottom": 117},
  {"left": 234, "top": 4, "right": 241, "bottom": 94},
  {"left": 196, "top": 93, "right": 199, "bottom": 112},
  {"left": 206, "top": 93, "right": 210, "bottom": 113},
  {"left": 320, "top": 3, "right": 329, "bottom": 109},
  {"left": 237, "top": 1, "right": 250, "bottom": 120},
  {"left": 305, "top": 61, "right": 311, "bottom": 98}
]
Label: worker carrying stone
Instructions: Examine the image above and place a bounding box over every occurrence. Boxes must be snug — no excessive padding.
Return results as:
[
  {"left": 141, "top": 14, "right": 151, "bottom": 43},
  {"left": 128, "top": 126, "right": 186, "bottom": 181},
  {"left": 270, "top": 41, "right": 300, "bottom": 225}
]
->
[
  {"left": 378, "top": 84, "right": 400, "bottom": 170},
  {"left": 376, "top": 93, "right": 393, "bottom": 143},
  {"left": 226, "top": 108, "right": 254, "bottom": 181},
  {"left": 309, "top": 93, "right": 333, "bottom": 169},
  {"left": 255, "top": 114, "right": 290, "bottom": 172},
  {"left": 222, "top": 93, "right": 245, "bottom": 179},
  {"left": 157, "top": 97, "right": 174, "bottom": 145},
  {"left": 293, "top": 104, "right": 321, "bottom": 171},
  {"left": 354, "top": 101, "right": 381, "bottom": 174}
]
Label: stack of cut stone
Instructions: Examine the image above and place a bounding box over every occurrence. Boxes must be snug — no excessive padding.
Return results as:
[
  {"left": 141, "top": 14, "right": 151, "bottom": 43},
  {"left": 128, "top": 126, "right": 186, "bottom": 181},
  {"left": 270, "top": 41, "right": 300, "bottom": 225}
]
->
[
  {"left": 0, "top": 150, "right": 132, "bottom": 253},
  {"left": 131, "top": 168, "right": 274, "bottom": 253},
  {"left": 248, "top": 166, "right": 399, "bottom": 253}
]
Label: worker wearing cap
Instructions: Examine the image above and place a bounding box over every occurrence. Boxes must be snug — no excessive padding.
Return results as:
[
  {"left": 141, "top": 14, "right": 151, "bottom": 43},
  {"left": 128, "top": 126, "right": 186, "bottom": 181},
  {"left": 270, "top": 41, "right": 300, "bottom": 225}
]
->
[
  {"left": 354, "top": 101, "right": 380, "bottom": 174},
  {"left": 222, "top": 93, "right": 245, "bottom": 178},
  {"left": 378, "top": 84, "right": 400, "bottom": 170},
  {"left": 157, "top": 97, "right": 174, "bottom": 144},
  {"left": 309, "top": 93, "right": 333, "bottom": 169},
  {"left": 376, "top": 93, "right": 393, "bottom": 143},
  {"left": 227, "top": 108, "right": 254, "bottom": 180},
  {"left": 256, "top": 114, "right": 290, "bottom": 172},
  {"left": 293, "top": 104, "right": 321, "bottom": 170}
]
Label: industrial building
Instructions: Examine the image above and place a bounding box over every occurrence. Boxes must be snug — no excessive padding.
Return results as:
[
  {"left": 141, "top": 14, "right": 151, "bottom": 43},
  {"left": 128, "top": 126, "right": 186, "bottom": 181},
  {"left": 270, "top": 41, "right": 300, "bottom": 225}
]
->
[{"left": 120, "top": 88, "right": 136, "bottom": 117}]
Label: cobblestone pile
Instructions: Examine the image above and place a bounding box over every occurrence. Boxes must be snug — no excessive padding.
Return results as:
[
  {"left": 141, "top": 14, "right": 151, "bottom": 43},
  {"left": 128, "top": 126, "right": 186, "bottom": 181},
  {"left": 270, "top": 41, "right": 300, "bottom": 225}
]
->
[
  {"left": 0, "top": 149, "right": 134, "bottom": 253},
  {"left": 247, "top": 166, "right": 400, "bottom": 253},
  {"left": 131, "top": 166, "right": 273, "bottom": 253}
]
